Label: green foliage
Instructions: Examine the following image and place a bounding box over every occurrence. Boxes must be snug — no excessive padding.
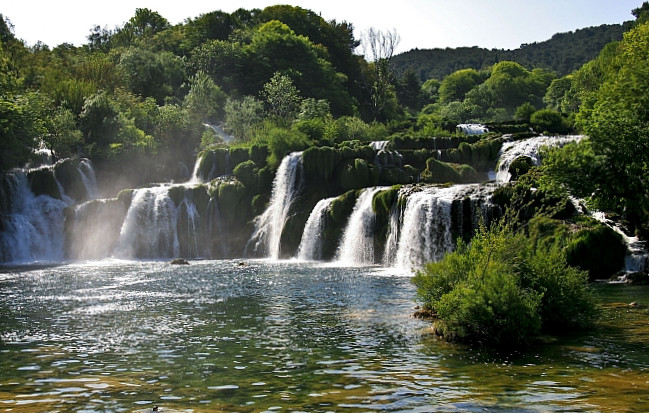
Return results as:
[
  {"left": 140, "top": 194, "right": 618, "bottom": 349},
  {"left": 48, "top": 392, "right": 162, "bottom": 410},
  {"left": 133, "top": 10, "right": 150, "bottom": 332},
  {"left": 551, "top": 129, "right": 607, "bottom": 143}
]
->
[
  {"left": 575, "top": 20, "right": 649, "bottom": 237},
  {"left": 262, "top": 71, "right": 302, "bottom": 121},
  {"left": 392, "top": 24, "right": 629, "bottom": 81},
  {"left": 413, "top": 222, "right": 596, "bottom": 346},
  {"left": 0, "top": 92, "right": 50, "bottom": 169},
  {"left": 119, "top": 47, "right": 186, "bottom": 104},
  {"left": 438, "top": 68, "right": 483, "bottom": 104},
  {"left": 514, "top": 102, "right": 536, "bottom": 123},
  {"left": 224, "top": 96, "right": 265, "bottom": 142},
  {"left": 530, "top": 108, "right": 570, "bottom": 133},
  {"left": 260, "top": 126, "right": 311, "bottom": 168},
  {"left": 183, "top": 71, "right": 226, "bottom": 123}
]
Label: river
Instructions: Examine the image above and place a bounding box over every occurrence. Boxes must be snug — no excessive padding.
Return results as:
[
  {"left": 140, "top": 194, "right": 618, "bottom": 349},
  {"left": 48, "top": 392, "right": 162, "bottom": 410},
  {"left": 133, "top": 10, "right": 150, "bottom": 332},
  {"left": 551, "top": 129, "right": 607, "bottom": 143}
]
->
[{"left": 1, "top": 260, "right": 648, "bottom": 412}]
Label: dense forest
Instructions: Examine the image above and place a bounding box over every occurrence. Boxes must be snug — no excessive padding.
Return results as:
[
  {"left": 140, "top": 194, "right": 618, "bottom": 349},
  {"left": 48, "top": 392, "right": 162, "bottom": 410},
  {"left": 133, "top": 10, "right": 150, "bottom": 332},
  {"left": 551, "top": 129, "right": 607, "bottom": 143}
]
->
[
  {"left": 2, "top": 3, "right": 649, "bottom": 345},
  {"left": 392, "top": 22, "right": 633, "bottom": 81}
]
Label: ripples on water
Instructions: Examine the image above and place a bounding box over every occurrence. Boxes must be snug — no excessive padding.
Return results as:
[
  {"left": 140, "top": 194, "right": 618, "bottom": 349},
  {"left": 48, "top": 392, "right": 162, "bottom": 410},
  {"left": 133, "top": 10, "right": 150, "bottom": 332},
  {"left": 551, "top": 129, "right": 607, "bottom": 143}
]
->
[{"left": 1, "top": 260, "right": 648, "bottom": 412}]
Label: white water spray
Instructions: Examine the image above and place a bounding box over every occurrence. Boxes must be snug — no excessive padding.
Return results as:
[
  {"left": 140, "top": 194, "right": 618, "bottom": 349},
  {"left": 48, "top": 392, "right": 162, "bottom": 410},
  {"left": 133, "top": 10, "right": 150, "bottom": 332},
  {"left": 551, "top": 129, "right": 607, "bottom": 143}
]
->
[{"left": 495, "top": 135, "right": 583, "bottom": 183}]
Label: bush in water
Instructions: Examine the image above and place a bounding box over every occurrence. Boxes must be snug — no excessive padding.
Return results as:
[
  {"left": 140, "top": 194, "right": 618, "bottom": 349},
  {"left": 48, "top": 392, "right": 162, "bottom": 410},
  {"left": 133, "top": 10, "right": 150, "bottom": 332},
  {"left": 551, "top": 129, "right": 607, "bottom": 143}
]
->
[{"left": 413, "top": 221, "right": 596, "bottom": 347}]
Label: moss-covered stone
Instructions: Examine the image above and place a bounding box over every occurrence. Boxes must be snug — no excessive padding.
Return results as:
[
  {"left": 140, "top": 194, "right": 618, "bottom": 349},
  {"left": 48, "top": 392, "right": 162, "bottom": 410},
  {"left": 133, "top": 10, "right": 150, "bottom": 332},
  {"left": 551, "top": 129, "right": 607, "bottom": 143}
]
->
[
  {"left": 27, "top": 168, "right": 61, "bottom": 199},
  {"left": 456, "top": 164, "right": 480, "bottom": 183},
  {"left": 372, "top": 186, "right": 400, "bottom": 217},
  {"left": 216, "top": 179, "right": 249, "bottom": 223},
  {"left": 422, "top": 158, "right": 462, "bottom": 183},
  {"left": 303, "top": 146, "right": 341, "bottom": 181},
  {"left": 257, "top": 165, "right": 275, "bottom": 194},
  {"left": 229, "top": 147, "right": 250, "bottom": 169},
  {"left": 251, "top": 193, "right": 270, "bottom": 216},
  {"left": 233, "top": 160, "right": 258, "bottom": 191},
  {"left": 566, "top": 224, "right": 628, "bottom": 280},
  {"left": 167, "top": 185, "right": 186, "bottom": 207},
  {"left": 53, "top": 158, "right": 88, "bottom": 202},
  {"left": 382, "top": 167, "right": 413, "bottom": 185},
  {"left": 249, "top": 144, "right": 270, "bottom": 166},
  {"left": 328, "top": 190, "right": 358, "bottom": 225},
  {"left": 117, "top": 188, "right": 134, "bottom": 208},
  {"left": 196, "top": 149, "right": 229, "bottom": 181},
  {"left": 338, "top": 158, "right": 379, "bottom": 191}
]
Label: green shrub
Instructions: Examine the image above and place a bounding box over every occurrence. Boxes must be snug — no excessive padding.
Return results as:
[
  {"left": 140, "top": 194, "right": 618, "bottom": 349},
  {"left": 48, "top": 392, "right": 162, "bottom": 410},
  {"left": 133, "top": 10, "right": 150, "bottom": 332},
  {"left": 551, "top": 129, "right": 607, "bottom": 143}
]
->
[
  {"left": 508, "top": 156, "right": 534, "bottom": 180},
  {"left": 264, "top": 127, "right": 311, "bottom": 168},
  {"left": 530, "top": 109, "right": 569, "bottom": 134},
  {"left": 413, "top": 222, "right": 596, "bottom": 347}
]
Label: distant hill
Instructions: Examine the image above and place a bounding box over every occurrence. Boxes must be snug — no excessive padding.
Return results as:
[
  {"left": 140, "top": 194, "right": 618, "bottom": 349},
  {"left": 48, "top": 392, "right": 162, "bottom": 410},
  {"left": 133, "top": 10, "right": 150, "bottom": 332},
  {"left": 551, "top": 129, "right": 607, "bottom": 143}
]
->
[{"left": 392, "top": 22, "right": 633, "bottom": 81}]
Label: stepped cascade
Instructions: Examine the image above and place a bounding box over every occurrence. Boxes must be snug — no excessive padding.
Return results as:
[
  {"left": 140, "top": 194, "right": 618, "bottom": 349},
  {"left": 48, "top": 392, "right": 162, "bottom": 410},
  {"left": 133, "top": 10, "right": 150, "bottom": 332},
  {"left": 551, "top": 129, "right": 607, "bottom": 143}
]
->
[{"left": 0, "top": 134, "right": 644, "bottom": 270}]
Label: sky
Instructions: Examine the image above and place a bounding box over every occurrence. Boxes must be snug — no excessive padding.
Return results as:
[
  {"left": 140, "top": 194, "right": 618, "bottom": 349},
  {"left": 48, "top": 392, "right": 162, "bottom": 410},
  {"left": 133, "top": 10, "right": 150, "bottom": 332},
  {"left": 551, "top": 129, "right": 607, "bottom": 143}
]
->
[{"left": 1, "top": 0, "right": 642, "bottom": 54}]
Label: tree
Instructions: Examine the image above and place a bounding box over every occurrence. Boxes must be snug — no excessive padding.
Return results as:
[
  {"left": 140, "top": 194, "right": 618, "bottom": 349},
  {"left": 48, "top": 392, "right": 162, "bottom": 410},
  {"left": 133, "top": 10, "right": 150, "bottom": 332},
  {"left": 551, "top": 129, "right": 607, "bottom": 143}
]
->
[
  {"left": 224, "top": 96, "right": 265, "bottom": 142},
  {"left": 183, "top": 71, "right": 226, "bottom": 123},
  {"left": 119, "top": 47, "right": 186, "bottom": 104},
  {"left": 514, "top": 102, "right": 536, "bottom": 123},
  {"left": 576, "top": 19, "right": 649, "bottom": 236},
  {"left": 261, "top": 72, "right": 302, "bottom": 121},
  {"left": 359, "top": 27, "right": 401, "bottom": 121},
  {"left": 438, "top": 68, "right": 482, "bottom": 104}
]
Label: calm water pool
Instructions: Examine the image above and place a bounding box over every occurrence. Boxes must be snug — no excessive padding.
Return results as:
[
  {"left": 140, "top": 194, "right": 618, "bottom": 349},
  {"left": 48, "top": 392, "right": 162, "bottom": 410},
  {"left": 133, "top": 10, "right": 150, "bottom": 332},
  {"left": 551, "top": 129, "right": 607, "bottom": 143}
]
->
[{"left": 1, "top": 259, "right": 648, "bottom": 412}]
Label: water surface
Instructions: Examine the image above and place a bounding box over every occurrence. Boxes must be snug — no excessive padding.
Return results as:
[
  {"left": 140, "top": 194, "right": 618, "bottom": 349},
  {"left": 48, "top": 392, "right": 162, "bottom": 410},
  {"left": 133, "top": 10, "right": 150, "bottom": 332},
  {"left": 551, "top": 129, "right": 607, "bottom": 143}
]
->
[{"left": 1, "top": 260, "right": 648, "bottom": 412}]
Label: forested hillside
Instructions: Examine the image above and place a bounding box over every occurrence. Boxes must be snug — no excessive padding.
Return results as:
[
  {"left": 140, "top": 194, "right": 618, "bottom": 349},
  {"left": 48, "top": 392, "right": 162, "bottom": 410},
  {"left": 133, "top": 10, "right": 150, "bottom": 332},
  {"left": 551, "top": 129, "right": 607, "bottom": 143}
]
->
[{"left": 392, "top": 22, "right": 633, "bottom": 81}]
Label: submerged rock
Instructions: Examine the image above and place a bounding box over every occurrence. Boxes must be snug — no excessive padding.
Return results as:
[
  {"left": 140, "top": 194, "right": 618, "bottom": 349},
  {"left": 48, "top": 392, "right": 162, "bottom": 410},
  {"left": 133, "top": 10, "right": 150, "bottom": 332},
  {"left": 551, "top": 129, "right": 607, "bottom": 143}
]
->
[{"left": 170, "top": 258, "right": 190, "bottom": 265}]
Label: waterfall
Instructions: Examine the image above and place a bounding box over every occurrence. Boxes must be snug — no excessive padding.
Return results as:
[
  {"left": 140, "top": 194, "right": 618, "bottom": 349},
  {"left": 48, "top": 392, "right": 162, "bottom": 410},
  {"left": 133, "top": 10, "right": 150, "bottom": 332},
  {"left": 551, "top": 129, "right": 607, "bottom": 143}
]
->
[
  {"left": 247, "top": 152, "right": 304, "bottom": 259},
  {"left": 206, "top": 197, "right": 228, "bottom": 258},
  {"left": 382, "top": 201, "right": 402, "bottom": 265},
  {"left": 590, "top": 210, "right": 649, "bottom": 274},
  {"left": 496, "top": 135, "right": 583, "bottom": 183},
  {"left": 114, "top": 186, "right": 180, "bottom": 259},
  {"left": 177, "top": 197, "right": 201, "bottom": 258},
  {"left": 67, "top": 198, "right": 128, "bottom": 260},
  {"left": 77, "top": 159, "right": 99, "bottom": 200},
  {"left": 457, "top": 124, "right": 489, "bottom": 135},
  {"left": 335, "top": 187, "right": 386, "bottom": 266},
  {"left": 296, "top": 197, "right": 335, "bottom": 261},
  {"left": 370, "top": 140, "right": 389, "bottom": 151},
  {"left": 384, "top": 184, "right": 497, "bottom": 271},
  {"left": 0, "top": 171, "right": 67, "bottom": 263}
]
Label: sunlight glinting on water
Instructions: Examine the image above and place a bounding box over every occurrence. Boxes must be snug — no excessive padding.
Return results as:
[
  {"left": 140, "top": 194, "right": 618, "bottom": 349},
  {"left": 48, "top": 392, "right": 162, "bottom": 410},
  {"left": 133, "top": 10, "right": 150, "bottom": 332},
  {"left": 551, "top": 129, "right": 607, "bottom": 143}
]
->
[{"left": 1, "top": 260, "right": 648, "bottom": 412}]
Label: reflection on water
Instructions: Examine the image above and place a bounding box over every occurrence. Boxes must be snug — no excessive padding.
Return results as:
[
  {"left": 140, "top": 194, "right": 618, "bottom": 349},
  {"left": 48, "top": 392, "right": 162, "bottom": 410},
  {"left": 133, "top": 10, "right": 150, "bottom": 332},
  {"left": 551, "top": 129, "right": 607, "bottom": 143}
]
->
[{"left": 1, "top": 260, "right": 648, "bottom": 412}]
